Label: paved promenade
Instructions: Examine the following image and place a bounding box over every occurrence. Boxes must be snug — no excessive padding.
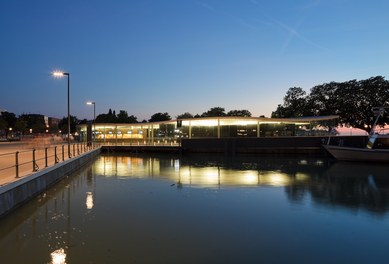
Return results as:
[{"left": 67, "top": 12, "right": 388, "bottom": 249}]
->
[{"left": 0, "top": 141, "right": 89, "bottom": 187}]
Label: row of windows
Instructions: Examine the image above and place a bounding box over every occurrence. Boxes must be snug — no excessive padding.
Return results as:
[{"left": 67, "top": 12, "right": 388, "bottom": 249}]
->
[{"left": 80, "top": 123, "right": 317, "bottom": 142}]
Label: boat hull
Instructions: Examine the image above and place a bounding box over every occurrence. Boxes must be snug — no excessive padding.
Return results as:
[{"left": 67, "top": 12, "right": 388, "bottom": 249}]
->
[{"left": 323, "top": 145, "right": 389, "bottom": 162}]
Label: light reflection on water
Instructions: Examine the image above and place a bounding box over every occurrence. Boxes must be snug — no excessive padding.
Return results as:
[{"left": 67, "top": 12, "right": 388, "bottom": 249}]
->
[
  {"left": 1, "top": 154, "right": 389, "bottom": 263},
  {"left": 95, "top": 155, "right": 303, "bottom": 187},
  {"left": 50, "top": 248, "right": 66, "bottom": 264}
]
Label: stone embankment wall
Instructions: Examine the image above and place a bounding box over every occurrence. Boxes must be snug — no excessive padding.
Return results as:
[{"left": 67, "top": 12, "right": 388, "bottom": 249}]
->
[{"left": 0, "top": 148, "right": 101, "bottom": 218}]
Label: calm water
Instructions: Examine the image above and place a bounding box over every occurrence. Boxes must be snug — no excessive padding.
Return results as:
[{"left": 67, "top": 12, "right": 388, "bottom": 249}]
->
[{"left": 1, "top": 154, "right": 389, "bottom": 263}]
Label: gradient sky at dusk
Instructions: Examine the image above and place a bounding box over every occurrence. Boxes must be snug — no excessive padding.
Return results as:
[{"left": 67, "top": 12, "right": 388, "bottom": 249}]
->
[{"left": 1, "top": 0, "right": 389, "bottom": 121}]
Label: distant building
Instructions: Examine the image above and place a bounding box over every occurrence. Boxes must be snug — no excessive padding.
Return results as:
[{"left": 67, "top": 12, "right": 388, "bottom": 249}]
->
[{"left": 48, "top": 117, "right": 60, "bottom": 128}]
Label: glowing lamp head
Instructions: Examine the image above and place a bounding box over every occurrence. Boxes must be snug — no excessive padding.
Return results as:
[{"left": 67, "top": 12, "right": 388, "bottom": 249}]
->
[
  {"left": 86, "top": 101, "right": 95, "bottom": 105},
  {"left": 52, "top": 71, "right": 69, "bottom": 77}
]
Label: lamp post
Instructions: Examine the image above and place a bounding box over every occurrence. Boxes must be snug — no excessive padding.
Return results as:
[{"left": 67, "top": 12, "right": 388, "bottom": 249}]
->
[
  {"left": 86, "top": 101, "right": 96, "bottom": 146},
  {"left": 52, "top": 71, "right": 71, "bottom": 158}
]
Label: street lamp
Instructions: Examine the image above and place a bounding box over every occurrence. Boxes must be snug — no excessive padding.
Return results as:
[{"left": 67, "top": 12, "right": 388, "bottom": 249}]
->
[
  {"left": 52, "top": 70, "right": 71, "bottom": 158},
  {"left": 86, "top": 101, "right": 96, "bottom": 146}
]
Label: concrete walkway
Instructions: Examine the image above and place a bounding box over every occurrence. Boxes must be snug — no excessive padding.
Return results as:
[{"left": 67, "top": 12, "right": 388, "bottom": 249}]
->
[{"left": 0, "top": 141, "right": 95, "bottom": 187}]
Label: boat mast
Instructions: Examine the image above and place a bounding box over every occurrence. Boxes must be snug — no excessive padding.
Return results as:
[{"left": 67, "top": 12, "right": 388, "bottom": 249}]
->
[{"left": 370, "top": 107, "right": 387, "bottom": 136}]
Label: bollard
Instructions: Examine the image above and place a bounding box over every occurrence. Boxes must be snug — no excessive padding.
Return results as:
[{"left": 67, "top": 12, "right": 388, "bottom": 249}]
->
[
  {"left": 45, "top": 147, "right": 48, "bottom": 167},
  {"left": 15, "top": 151, "right": 19, "bottom": 178}
]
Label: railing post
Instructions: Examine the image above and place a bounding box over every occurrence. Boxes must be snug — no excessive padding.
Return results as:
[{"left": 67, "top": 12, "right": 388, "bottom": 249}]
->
[
  {"left": 55, "top": 146, "right": 59, "bottom": 164},
  {"left": 62, "top": 145, "right": 65, "bottom": 161},
  {"left": 45, "top": 147, "right": 48, "bottom": 167},
  {"left": 77, "top": 143, "right": 80, "bottom": 155},
  {"left": 32, "top": 149, "right": 39, "bottom": 172},
  {"left": 73, "top": 144, "right": 75, "bottom": 157},
  {"left": 15, "top": 151, "right": 19, "bottom": 178}
]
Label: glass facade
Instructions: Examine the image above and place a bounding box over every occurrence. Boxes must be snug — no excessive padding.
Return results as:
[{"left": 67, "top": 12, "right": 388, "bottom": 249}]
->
[{"left": 77, "top": 116, "right": 338, "bottom": 144}]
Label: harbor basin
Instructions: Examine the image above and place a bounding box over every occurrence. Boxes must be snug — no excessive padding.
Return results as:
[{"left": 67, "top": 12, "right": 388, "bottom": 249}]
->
[{"left": 1, "top": 153, "right": 389, "bottom": 263}]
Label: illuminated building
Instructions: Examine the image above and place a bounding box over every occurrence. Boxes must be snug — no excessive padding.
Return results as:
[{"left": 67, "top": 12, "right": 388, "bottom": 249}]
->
[{"left": 77, "top": 115, "right": 338, "bottom": 144}]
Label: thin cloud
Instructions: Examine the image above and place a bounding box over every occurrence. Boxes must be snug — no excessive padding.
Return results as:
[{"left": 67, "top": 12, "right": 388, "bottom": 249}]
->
[
  {"left": 249, "top": 0, "right": 329, "bottom": 53},
  {"left": 195, "top": 1, "right": 215, "bottom": 12},
  {"left": 300, "top": 0, "right": 322, "bottom": 11},
  {"left": 196, "top": 1, "right": 261, "bottom": 32}
]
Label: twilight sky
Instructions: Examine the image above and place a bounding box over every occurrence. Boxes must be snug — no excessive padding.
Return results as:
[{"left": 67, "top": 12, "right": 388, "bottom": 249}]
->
[{"left": 1, "top": 0, "right": 389, "bottom": 121}]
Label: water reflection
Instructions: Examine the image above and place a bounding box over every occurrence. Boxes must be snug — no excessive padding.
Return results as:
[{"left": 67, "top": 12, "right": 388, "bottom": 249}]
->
[
  {"left": 86, "top": 192, "right": 94, "bottom": 210},
  {"left": 97, "top": 154, "right": 389, "bottom": 214},
  {"left": 0, "top": 166, "right": 96, "bottom": 263},
  {"left": 95, "top": 154, "right": 318, "bottom": 188},
  {"left": 1, "top": 154, "right": 389, "bottom": 263},
  {"left": 50, "top": 248, "right": 66, "bottom": 264}
]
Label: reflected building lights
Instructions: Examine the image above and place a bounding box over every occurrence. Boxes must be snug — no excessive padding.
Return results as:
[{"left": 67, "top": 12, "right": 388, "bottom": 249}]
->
[
  {"left": 50, "top": 248, "right": 66, "bottom": 264},
  {"left": 86, "top": 192, "right": 94, "bottom": 210},
  {"left": 260, "top": 172, "right": 291, "bottom": 186},
  {"left": 174, "top": 159, "right": 180, "bottom": 171},
  {"left": 94, "top": 156, "right": 312, "bottom": 187},
  {"left": 242, "top": 171, "right": 259, "bottom": 185}
]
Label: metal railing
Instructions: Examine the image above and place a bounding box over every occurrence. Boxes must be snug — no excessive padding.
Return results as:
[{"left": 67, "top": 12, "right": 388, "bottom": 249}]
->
[
  {"left": 99, "top": 139, "right": 181, "bottom": 146},
  {"left": 0, "top": 142, "right": 99, "bottom": 186}
]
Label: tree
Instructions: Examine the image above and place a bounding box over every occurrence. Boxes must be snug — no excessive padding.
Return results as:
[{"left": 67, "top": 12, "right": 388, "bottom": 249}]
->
[
  {"left": 14, "top": 119, "right": 28, "bottom": 134},
  {"left": 201, "top": 107, "right": 226, "bottom": 117},
  {"left": 19, "top": 114, "right": 46, "bottom": 133},
  {"left": 0, "top": 118, "right": 7, "bottom": 135},
  {"left": 176, "top": 112, "right": 193, "bottom": 119},
  {"left": 307, "top": 82, "right": 340, "bottom": 117},
  {"left": 149, "top": 112, "right": 171, "bottom": 122},
  {"left": 271, "top": 87, "right": 308, "bottom": 118},
  {"left": 116, "top": 110, "right": 137, "bottom": 123},
  {"left": 227, "top": 109, "right": 252, "bottom": 117},
  {"left": 96, "top": 108, "right": 117, "bottom": 123},
  {"left": 273, "top": 76, "right": 389, "bottom": 132},
  {"left": 58, "top": 115, "right": 79, "bottom": 134},
  {"left": 1, "top": 112, "right": 17, "bottom": 129},
  {"left": 96, "top": 109, "right": 137, "bottom": 123},
  {"left": 117, "top": 110, "right": 128, "bottom": 123}
]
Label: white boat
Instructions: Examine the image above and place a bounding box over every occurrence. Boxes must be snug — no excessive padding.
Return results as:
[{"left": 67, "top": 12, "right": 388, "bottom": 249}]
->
[
  {"left": 323, "top": 107, "right": 389, "bottom": 162},
  {"left": 323, "top": 142, "right": 389, "bottom": 162}
]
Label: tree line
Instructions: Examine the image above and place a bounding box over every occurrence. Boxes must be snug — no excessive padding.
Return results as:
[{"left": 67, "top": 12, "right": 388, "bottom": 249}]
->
[
  {"left": 1, "top": 75, "right": 388, "bottom": 136},
  {"left": 272, "top": 76, "right": 389, "bottom": 132},
  {"left": 0, "top": 107, "right": 252, "bottom": 136},
  {"left": 94, "top": 107, "right": 253, "bottom": 123}
]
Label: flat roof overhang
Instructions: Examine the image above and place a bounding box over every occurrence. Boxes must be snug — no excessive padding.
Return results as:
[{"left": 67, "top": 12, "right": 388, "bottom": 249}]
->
[{"left": 78, "top": 115, "right": 339, "bottom": 131}]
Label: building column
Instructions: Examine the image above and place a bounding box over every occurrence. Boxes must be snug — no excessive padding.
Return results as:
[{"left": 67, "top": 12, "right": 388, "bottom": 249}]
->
[
  {"left": 217, "top": 118, "right": 220, "bottom": 138},
  {"left": 104, "top": 126, "right": 106, "bottom": 144},
  {"left": 115, "top": 125, "right": 118, "bottom": 145},
  {"left": 189, "top": 121, "right": 192, "bottom": 139},
  {"left": 257, "top": 122, "right": 260, "bottom": 137},
  {"left": 151, "top": 125, "right": 154, "bottom": 143}
]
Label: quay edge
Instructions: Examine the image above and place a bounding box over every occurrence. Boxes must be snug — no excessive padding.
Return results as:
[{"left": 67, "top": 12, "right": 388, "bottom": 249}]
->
[
  {"left": 100, "top": 136, "right": 368, "bottom": 155},
  {"left": 0, "top": 148, "right": 101, "bottom": 219},
  {"left": 180, "top": 136, "right": 368, "bottom": 155}
]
